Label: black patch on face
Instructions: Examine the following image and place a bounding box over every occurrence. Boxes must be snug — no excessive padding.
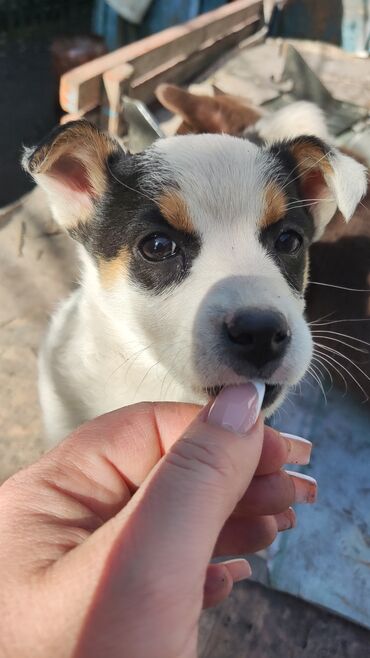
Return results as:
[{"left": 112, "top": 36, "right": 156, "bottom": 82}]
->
[
  {"left": 73, "top": 149, "right": 201, "bottom": 294},
  {"left": 260, "top": 212, "right": 313, "bottom": 294},
  {"left": 127, "top": 206, "right": 201, "bottom": 294},
  {"left": 259, "top": 151, "right": 316, "bottom": 294}
]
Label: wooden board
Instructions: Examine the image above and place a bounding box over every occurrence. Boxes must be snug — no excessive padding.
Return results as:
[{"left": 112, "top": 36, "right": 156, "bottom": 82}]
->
[
  {"left": 60, "top": 0, "right": 263, "bottom": 113},
  {"left": 102, "top": 63, "right": 134, "bottom": 135},
  {"left": 129, "top": 13, "right": 261, "bottom": 103}
]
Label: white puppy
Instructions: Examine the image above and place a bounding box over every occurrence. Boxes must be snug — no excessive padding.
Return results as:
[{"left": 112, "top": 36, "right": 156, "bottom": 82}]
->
[{"left": 24, "top": 118, "right": 366, "bottom": 444}]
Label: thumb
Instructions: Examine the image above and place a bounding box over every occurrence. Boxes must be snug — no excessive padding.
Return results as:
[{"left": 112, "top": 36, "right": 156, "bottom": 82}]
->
[{"left": 126, "top": 382, "right": 266, "bottom": 573}]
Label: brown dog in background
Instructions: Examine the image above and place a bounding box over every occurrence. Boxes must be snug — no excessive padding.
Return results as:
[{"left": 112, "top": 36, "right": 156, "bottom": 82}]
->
[{"left": 155, "top": 83, "right": 370, "bottom": 403}]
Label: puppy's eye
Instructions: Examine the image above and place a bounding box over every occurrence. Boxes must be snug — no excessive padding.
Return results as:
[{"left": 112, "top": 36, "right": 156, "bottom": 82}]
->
[
  {"left": 275, "top": 230, "right": 303, "bottom": 255},
  {"left": 139, "top": 233, "right": 179, "bottom": 261}
]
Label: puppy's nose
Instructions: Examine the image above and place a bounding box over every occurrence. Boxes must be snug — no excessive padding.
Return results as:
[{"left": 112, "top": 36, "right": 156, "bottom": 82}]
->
[{"left": 225, "top": 308, "right": 290, "bottom": 369}]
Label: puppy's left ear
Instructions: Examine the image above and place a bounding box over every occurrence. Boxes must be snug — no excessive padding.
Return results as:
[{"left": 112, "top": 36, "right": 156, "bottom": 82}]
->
[
  {"left": 155, "top": 83, "right": 262, "bottom": 135},
  {"left": 280, "top": 136, "right": 367, "bottom": 238},
  {"left": 23, "top": 120, "right": 122, "bottom": 232}
]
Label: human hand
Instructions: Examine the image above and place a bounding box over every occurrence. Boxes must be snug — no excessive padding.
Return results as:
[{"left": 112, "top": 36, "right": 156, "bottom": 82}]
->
[{"left": 0, "top": 384, "right": 315, "bottom": 658}]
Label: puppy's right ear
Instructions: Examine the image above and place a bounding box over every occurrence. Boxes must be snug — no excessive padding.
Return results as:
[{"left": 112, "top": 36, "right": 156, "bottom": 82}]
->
[{"left": 23, "top": 120, "right": 122, "bottom": 231}]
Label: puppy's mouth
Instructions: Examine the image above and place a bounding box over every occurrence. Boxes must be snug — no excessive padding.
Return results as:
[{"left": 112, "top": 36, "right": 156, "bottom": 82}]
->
[{"left": 204, "top": 383, "right": 282, "bottom": 409}]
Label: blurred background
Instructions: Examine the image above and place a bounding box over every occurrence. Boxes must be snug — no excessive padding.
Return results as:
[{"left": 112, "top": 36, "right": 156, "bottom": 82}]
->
[{"left": 1, "top": 0, "right": 369, "bottom": 206}]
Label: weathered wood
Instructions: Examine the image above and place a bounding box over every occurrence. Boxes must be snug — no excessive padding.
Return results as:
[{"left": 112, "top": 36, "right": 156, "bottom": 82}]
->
[
  {"left": 102, "top": 63, "right": 134, "bottom": 136},
  {"left": 59, "top": 0, "right": 263, "bottom": 113},
  {"left": 130, "top": 14, "right": 261, "bottom": 103},
  {"left": 128, "top": 0, "right": 262, "bottom": 79},
  {"left": 59, "top": 108, "right": 100, "bottom": 126}
]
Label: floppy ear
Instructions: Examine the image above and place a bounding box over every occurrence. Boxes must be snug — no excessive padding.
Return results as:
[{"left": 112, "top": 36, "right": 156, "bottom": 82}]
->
[
  {"left": 280, "top": 136, "right": 368, "bottom": 238},
  {"left": 155, "top": 83, "right": 262, "bottom": 135},
  {"left": 155, "top": 83, "right": 214, "bottom": 134},
  {"left": 23, "top": 120, "right": 122, "bottom": 232}
]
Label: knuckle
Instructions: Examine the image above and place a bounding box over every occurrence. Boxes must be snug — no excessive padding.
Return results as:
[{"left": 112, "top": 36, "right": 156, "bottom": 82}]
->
[
  {"left": 167, "top": 435, "right": 240, "bottom": 490},
  {"left": 263, "top": 472, "right": 296, "bottom": 509}
]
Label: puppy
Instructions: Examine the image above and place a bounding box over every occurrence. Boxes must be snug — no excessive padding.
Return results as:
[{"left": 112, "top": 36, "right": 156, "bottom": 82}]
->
[
  {"left": 156, "top": 84, "right": 370, "bottom": 402},
  {"left": 23, "top": 122, "right": 366, "bottom": 444}
]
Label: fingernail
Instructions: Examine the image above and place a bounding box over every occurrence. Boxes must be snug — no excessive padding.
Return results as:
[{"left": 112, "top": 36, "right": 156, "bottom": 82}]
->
[
  {"left": 285, "top": 471, "right": 318, "bottom": 503},
  {"left": 222, "top": 558, "right": 252, "bottom": 582},
  {"left": 275, "top": 507, "right": 296, "bottom": 531},
  {"left": 281, "top": 433, "right": 312, "bottom": 465},
  {"left": 207, "top": 383, "right": 265, "bottom": 434}
]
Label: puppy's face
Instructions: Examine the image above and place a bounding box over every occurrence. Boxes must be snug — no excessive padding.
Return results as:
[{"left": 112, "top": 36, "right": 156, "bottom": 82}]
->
[{"left": 24, "top": 122, "right": 367, "bottom": 412}]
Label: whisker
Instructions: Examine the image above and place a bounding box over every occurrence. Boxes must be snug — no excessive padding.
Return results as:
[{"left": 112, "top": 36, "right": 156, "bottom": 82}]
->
[
  {"left": 284, "top": 201, "right": 320, "bottom": 212},
  {"left": 312, "top": 335, "right": 368, "bottom": 353},
  {"left": 310, "top": 362, "right": 329, "bottom": 401},
  {"left": 107, "top": 161, "right": 156, "bottom": 204},
  {"left": 105, "top": 342, "right": 155, "bottom": 385},
  {"left": 313, "top": 347, "right": 368, "bottom": 401},
  {"left": 306, "top": 362, "right": 327, "bottom": 403},
  {"left": 308, "top": 311, "right": 336, "bottom": 326},
  {"left": 285, "top": 198, "right": 334, "bottom": 212},
  {"left": 285, "top": 197, "right": 334, "bottom": 207},
  {"left": 311, "top": 355, "right": 333, "bottom": 389},
  {"left": 267, "top": 153, "right": 323, "bottom": 204},
  {"left": 106, "top": 160, "right": 184, "bottom": 220},
  {"left": 314, "top": 343, "right": 370, "bottom": 381},
  {"left": 310, "top": 329, "right": 370, "bottom": 348},
  {"left": 132, "top": 359, "right": 162, "bottom": 401},
  {"left": 309, "top": 281, "right": 370, "bottom": 293},
  {"left": 312, "top": 351, "right": 348, "bottom": 395},
  {"left": 159, "top": 342, "right": 189, "bottom": 400},
  {"left": 275, "top": 151, "right": 332, "bottom": 198},
  {"left": 309, "top": 317, "right": 370, "bottom": 326}
]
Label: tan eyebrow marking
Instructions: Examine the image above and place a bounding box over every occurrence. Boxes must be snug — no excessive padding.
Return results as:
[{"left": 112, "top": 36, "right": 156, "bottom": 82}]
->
[
  {"left": 98, "top": 247, "right": 129, "bottom": 288},
  {"left": 260, "top": 181, "right": 288, "bottom": 229},
  {"left": 156, "top": 190, "right": 194, "bottom": 234}
]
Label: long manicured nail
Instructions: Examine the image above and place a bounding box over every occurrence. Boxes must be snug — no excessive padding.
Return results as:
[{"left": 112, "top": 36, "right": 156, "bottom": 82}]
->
[
  {"left": 222, "top": 558, "right": 252, "bottom": 582},
  {"left": 275, "top": 507, "right": 296, "bottom": 531},
  {"left": 285, "top": 471, "right": 318, "bottom": 503},
  {"left": 281, "top": 433, "right": 312, "bottom": 465},
  {"left": 207, "top": 383, "right": 265, "bottom": 434}
]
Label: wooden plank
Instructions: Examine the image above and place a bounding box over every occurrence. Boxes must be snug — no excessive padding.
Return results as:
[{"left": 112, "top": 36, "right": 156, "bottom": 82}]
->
[
  {"left": 102, "top": 63, "right": 134, "bottom": 136},
  {"left": 129, "top": 1, "right": 262, "bottom": 79},
  {"left": 59, "top": 107, "right": 101, "bottom": 127},
  {"left": 60, "top": 0, "right": 263, "bottom": 113},
  {"left": 130, "top": 15, "right": 261, "bottom": 103}
]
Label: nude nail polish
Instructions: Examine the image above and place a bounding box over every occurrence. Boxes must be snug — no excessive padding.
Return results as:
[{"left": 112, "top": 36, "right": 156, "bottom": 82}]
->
[{"left": 207, "top": 382, "right": 265, "bottom": 434}]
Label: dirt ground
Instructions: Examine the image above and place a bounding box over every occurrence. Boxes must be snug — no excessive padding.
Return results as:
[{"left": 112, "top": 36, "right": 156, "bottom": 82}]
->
[
  {"left": 0, "top": 188, "right": 77, "bottom": 478},
  {"left": 1, "top": 186, "right": 369, "bottom": 656}
]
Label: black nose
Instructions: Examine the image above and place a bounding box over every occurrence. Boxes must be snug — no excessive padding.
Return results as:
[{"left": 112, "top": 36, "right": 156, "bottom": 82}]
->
[{"left": 225, "top": 308, "right": 290, "bottom": 369}]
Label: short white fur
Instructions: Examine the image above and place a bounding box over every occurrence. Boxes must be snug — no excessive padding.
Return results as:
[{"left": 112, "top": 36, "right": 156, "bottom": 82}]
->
[{"left": 28, "top": 118, "right": 366, "bottom": 444}]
